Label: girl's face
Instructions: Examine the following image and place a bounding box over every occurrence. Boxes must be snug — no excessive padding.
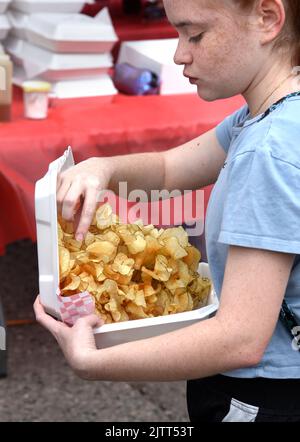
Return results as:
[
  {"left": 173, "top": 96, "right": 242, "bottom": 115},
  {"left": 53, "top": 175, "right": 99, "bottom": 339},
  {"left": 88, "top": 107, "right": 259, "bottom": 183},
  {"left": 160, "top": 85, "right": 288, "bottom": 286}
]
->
[{"left": 163, "top": 0, "right": 267, "bottom": 101}]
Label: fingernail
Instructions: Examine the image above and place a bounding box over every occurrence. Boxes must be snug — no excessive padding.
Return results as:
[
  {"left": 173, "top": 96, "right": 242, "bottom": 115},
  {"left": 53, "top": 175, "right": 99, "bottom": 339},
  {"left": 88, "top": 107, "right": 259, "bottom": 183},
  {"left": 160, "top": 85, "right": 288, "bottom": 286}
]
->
[{"left": 76, "top": 233, "right": 83, "bottom": 242}]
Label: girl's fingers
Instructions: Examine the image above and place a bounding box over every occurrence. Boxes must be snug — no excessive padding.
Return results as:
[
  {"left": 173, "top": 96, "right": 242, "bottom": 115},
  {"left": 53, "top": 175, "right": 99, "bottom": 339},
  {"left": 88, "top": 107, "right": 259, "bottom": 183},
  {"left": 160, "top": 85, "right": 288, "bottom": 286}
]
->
[
  {"left": 61, "top": 180, "right": 84, "bottom": 221},
  {"left": 75, "top": 314, "right": 104, "bottom": 330},
  {"left": 57, "top": 179, "right": 72, "bottom": 217},
  {"left": 33, "top": 296, "right": 68, "bottom": 337},
  {"left": 75, "top": 187, "right": 99, "bottom": 241}
]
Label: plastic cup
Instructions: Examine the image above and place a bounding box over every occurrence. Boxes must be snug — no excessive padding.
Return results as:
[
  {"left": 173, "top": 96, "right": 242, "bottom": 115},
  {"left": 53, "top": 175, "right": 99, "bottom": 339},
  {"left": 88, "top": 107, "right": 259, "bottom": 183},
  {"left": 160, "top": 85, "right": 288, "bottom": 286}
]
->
[{"left": 22, "top": 81, "right": 51, "bottom": 120}]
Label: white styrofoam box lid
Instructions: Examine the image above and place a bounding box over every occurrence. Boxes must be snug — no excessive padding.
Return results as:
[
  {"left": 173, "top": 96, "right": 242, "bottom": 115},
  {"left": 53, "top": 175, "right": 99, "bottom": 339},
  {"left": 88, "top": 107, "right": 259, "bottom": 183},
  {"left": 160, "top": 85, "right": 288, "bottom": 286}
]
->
[
  {"left": 27, "top": 8, "right": 117, "bottom": 42},
  {"left": 8, "top": 7, "right": 118, "bottom": 49},
  {"left": 49, "top": 75, "right": 117, "bottom": 99},
  {"left": 36, "top": 146, "right": 218, "bottom": 346},
  {"left": 0, "top": 14, "right": 10, "bottom": 40},
  {"left": 0, "top": 14, "right": 10, "bottom": 32},
  {"left": 5, "top": 36, "right": 113, "bottom": 77},
  {"left": 6, "top": 8, "right": 27, "bottom": 26},
  {"left": 0, "top": 0, "right": 10, "bottom": 14},
  {"left": 118, "top": 38, "right": 197, "bottom": 95},
  {"left": 13, "top": 65, "right": 117, "bottom": 98},
  {"left": 118, "top": 39, "right": 178, "bottom": 75},
  {"left": 11, "top": 0, "right": 93, "bottom": 14},
  {"left": 6, "top": 8, "right": 29, "bottom": 38},
  {"left": 0, "top": 14, "right": 10, "bottom": 29},
  {"left": 35, "top": 146, "right": 75, "bottom": 318},
  {"left": 25, "top": 8, "right": 118, "bottom": 53}
]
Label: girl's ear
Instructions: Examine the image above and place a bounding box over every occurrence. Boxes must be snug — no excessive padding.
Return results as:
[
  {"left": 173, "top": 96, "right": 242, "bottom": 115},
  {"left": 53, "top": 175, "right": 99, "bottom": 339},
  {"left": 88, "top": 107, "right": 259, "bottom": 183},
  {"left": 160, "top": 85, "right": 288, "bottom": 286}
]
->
[{"left": 256, "top": 0, "right": 286, "bottom": 45}]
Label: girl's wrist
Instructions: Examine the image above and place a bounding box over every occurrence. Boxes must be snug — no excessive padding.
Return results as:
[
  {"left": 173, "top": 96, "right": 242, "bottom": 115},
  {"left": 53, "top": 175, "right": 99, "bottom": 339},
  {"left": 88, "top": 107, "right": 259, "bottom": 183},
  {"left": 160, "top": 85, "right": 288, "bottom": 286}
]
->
[
  {"left": 90, "top": 156, "right": 116, "bottom": 191},
  {"left": 73, "top": 348, "right": 101, "bottom": 381},
  {"left": 101, "top": 156, "right": 121, "bottom": 195}
]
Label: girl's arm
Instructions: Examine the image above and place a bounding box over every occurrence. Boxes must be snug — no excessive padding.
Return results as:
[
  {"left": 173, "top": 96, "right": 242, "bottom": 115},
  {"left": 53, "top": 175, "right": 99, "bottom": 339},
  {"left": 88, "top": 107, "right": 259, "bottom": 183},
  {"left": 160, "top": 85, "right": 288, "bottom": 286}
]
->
[
  {"left": 57, "top": 128, "right": 225, "bottom": 240},
  {"left": 34, "top": 246, "right": 294, "bottom": 381}
]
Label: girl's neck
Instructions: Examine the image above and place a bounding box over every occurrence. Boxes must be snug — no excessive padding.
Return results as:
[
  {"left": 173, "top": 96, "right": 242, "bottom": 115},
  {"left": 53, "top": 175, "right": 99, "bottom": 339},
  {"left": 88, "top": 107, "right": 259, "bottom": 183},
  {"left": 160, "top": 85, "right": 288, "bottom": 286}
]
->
[{"left": 243, "top": 63, "right": 299, "bottom": 118}]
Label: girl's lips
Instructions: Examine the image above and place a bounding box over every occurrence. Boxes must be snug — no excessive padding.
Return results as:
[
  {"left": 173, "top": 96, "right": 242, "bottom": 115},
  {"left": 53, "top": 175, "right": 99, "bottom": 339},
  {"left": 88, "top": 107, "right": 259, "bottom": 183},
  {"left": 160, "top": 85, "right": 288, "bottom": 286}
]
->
[{"left": 183, "top": 72, "right": 199, "bottom": 84}]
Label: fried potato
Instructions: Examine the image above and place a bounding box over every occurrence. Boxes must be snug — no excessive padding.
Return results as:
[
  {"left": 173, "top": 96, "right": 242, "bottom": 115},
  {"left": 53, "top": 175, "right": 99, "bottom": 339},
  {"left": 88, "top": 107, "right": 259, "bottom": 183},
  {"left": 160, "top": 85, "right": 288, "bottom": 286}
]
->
[{"left": 58, "top": 203, "right": 211, "bottom": 323}]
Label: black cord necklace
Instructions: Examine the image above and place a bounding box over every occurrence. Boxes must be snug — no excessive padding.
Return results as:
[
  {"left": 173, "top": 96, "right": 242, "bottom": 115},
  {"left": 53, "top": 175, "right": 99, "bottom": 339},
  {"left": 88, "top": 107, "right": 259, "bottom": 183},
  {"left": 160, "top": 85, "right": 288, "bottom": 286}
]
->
[{"left": 257, "top": 91, "right": 300, "bottom": 122}]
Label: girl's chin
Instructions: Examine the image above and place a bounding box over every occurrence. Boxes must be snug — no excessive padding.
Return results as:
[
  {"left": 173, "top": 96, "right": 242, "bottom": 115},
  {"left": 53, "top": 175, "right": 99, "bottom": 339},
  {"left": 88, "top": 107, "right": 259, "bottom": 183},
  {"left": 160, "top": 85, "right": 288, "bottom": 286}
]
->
[
  {"left": 196, "top": 84, "right": 231, "bottom": 102},
  {"left": 196, "top": 87, "right": 218, "bottom": 102}
]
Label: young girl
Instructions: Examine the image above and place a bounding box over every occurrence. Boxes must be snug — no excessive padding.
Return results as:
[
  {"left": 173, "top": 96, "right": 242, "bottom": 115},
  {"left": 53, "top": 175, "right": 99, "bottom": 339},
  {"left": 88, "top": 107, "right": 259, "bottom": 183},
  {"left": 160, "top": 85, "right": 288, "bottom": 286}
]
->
[{"left": 34, "top": 0, "right": 300, "bottom": 422}]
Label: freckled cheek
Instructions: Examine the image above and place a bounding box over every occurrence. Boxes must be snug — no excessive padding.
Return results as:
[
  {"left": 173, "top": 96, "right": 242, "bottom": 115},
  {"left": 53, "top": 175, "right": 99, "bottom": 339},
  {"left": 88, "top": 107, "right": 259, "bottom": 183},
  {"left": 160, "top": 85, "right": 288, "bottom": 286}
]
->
[
  {"left": 193, "top": 44, "right": 228, "bottom": 78},
  {"left": 204, "top": 38, "right": 247, "bottom": 77},
  {"left": 193, "top": 47, "right": 245, "bottom": 93}
]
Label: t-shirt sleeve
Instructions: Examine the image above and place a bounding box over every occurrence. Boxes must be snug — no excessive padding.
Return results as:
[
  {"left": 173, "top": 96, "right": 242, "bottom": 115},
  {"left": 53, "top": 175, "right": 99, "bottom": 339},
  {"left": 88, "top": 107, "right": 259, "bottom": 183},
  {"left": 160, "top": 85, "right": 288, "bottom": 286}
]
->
[
  {"left": 219, "top": 147, "right": 300, "bottom": 254},
  {"left": 216, "top": 105, "right": 248, "bottom": 154}
]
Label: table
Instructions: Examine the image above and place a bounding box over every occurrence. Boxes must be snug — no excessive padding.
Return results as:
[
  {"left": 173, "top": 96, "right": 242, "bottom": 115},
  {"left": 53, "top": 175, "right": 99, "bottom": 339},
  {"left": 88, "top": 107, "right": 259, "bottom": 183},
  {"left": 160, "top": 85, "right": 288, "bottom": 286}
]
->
[{"left": 0, "top": 87, "right": 245, "bottom": 256}]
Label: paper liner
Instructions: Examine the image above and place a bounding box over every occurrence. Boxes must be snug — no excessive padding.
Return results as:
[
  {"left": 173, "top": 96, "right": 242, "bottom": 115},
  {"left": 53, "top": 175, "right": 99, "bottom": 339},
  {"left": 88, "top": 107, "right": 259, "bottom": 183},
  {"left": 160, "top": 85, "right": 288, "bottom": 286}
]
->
[{"left": 57, "top": 290, "right": 95, "bottom": 326}]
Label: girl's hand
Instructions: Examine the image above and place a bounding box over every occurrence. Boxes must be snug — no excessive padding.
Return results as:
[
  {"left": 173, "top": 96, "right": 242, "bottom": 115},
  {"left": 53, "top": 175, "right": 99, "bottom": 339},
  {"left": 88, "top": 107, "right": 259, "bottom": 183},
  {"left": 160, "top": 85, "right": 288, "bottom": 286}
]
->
[
  {"left": 33, "top": 296, "right": 103, "bottom": 379},
  {"left": 56, "top": 157, "right": 112, "bottom": 241}
]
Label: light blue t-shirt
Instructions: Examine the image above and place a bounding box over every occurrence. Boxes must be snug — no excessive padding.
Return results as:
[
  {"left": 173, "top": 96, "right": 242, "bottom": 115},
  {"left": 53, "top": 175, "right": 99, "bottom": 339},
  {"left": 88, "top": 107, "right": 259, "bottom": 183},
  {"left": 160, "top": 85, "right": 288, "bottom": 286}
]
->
[{"left": 206, "top": 94, "right": 300, "bottom": 378}]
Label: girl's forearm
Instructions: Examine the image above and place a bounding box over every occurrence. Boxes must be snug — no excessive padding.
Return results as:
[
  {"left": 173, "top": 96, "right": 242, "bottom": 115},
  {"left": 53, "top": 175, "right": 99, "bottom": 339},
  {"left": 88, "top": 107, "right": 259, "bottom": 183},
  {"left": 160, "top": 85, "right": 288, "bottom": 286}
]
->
[
  {"left": 102, "top": 152, "right": 165, "bottom": 198},
  {"left": 81, "top": 317, "right": 258, "bottom": 382}
]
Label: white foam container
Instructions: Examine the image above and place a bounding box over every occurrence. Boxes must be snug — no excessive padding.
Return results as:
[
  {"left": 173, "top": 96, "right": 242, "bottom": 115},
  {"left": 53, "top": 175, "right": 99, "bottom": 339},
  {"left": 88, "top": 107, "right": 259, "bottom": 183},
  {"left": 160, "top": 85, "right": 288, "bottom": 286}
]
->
[
  {"left": 13, "top": 64, "right": 117, "bottom": 98},
  {"left": 35, "top": 147, "right": 219, "bottom": 348},
  {"left": 8, "top": 7, "right": 118, "bottom": 53},
  {"left": 0, "top": 0, "right": 10, "bottom": 14},
  {"left": 4, "top": 36, "right": 113, "bottom": 80},
  {"left": 0, "top": 14, "right": 10, "bottom": 40},
  {"left": 6, "top": 9, "right": 31, "bottom": 39},
  {"left": 11, "top": 0, "right": 90, "bottom": 14},
  {"left": 118, "top": 39, "right": 198, "bottom": 96}
]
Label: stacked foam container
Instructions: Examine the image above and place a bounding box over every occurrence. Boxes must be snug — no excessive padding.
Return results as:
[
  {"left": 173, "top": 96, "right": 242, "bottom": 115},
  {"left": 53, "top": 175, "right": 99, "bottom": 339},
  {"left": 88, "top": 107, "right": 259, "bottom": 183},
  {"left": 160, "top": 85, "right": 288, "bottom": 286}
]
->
[
  {"left": 0, "top": 1, "right": 11, "bottom": 44},
  {"left": 4, "top": 1, "right": 118, "bottom": 98}
]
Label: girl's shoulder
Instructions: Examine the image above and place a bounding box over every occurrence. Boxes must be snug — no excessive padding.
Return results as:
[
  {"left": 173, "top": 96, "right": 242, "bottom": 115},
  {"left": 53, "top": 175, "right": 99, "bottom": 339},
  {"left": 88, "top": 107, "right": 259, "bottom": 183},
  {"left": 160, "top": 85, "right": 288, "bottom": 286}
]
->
[
  {"left": 230, "top": 96, "right": 300, "bottom": 167},
  {"left": 264, "top": 97, "right": 300, "bottom": 168}
]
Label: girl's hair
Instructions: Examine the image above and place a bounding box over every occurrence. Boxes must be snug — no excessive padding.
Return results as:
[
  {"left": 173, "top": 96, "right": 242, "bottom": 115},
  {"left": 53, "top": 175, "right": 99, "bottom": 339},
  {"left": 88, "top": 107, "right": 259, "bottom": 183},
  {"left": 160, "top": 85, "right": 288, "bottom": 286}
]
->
[{"left": 234, "top": 0, "right": 300, "bottom": 66}]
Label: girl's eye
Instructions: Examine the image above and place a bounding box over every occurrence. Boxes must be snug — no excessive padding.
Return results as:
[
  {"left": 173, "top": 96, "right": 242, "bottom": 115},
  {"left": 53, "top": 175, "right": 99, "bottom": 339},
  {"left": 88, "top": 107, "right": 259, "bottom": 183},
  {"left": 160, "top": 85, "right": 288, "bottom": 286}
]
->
[{"left": 189, "top": 33, "right": 204, "bottom": 43}]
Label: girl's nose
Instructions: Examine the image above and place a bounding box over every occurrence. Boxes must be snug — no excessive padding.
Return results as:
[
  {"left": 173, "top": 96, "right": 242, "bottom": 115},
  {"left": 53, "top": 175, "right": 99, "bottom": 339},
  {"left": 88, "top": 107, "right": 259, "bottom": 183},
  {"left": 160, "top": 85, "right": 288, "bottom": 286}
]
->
[{"left": 173, "top": 40, "right": 193, "bottom": 66}]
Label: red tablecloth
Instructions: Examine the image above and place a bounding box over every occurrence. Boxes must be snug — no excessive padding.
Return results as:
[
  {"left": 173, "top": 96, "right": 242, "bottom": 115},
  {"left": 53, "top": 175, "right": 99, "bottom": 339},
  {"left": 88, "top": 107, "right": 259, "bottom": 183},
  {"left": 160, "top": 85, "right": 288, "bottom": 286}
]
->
[{"left": 0, "top": 87, "right": 245, "bottom": 255}]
